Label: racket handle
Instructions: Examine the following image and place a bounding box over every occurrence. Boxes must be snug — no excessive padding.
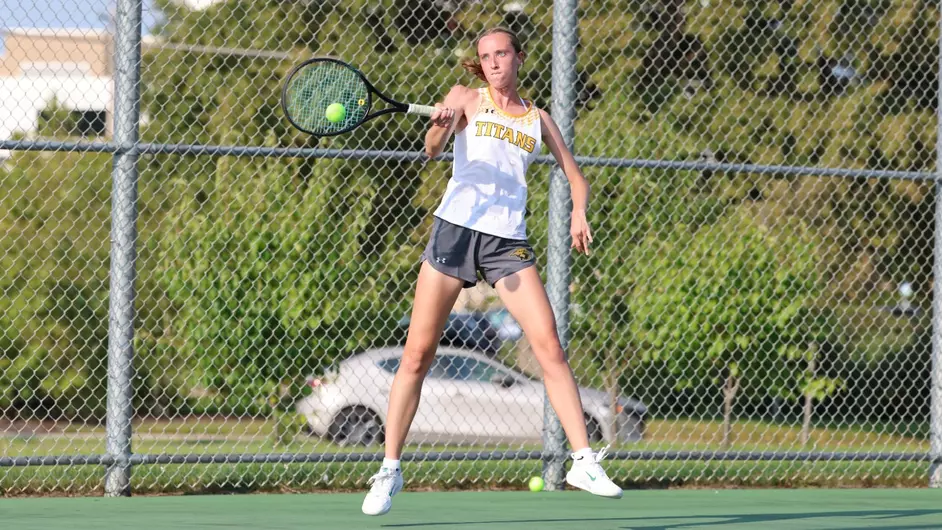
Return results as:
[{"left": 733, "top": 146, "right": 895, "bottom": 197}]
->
[{"left": 407, "top": 104, "right": 436, "bottom": 117}]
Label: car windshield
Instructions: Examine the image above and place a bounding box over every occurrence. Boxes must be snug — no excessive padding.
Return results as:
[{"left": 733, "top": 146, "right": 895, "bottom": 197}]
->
[
  {"left": 375, "top": 352, "right": 539, "bottom": 382},
  {"left": 376, "top": 357, "right": 400, "bottom": 373}
]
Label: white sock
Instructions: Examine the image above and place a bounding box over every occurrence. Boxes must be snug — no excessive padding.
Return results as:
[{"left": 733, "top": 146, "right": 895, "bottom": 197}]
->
[
  {"left": 572, "top": 447, "right": 593, "bottom": 462},
  {"left": 382, "top": 458, "right": 401, "bottom": 472}
]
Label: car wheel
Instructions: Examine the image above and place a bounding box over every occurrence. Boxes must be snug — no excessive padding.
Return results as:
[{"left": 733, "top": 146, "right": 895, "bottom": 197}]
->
[
  {"left": 329, "top": 407, "right": 384, "bottom": 447},
  {"left": 584, "top": 414, "right": 603, "bottom": 444}
]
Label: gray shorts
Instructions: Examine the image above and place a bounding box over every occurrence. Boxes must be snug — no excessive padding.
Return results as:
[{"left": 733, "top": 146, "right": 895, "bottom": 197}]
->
[{"left": 421, "top": 216, "right": 537, "bottom": 288}]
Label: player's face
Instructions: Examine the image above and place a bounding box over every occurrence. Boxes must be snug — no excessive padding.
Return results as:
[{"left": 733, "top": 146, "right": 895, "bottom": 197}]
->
[{"left": 478, "top": 33, "right": 523, "bottom": 89}]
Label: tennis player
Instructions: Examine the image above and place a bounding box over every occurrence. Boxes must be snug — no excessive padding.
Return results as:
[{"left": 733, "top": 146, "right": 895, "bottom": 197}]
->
[{"left": 362, "top": 27, "right": 622, "bottom": 516}]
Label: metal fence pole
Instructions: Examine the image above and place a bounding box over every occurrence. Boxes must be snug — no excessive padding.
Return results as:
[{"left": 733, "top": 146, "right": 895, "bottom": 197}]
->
[
  {"left": 930, "top": 0, "right": 942, "bottom": 488},
  {"left": 932, "top": 192, "right": 942, "bottom": 488},
  {"left": 543, "top": 0, "right": 579, "bottom": 491},
  {"left": 104, "top": 0, "right": 143, "bottom": 497}
]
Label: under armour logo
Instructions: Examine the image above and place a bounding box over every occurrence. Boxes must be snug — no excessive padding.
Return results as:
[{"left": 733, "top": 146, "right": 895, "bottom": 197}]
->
[{"left": 435, "top": 257, "right": 447, "bottom": 263}]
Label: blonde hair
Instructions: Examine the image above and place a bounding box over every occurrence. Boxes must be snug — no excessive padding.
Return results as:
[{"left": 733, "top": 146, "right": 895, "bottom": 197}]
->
[{"left": 461, "top": 27, "right": 524, "bottom": 82}]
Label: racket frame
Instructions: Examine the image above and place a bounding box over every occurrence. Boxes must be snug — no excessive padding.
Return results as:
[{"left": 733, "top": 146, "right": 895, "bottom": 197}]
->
[{"left": 281, "top": 57, "right": 434, "bottom": 137}]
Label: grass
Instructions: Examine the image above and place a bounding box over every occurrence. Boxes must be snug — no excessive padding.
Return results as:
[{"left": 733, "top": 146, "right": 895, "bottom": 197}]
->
[
  {"left": 1, "top": 417, "right": 929, "bottom": 495},
  {"left": 2, "top": 417, "right": 926, "bottom": 456}
]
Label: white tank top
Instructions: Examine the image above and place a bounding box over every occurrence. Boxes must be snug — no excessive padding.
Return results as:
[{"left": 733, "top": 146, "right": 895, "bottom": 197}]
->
[{"left": 433, "top": 87, "right": 542, "bottom": 240}]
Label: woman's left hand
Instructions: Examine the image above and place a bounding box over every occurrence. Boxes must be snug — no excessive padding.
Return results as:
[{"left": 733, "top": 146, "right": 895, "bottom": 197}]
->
[{"left": 570, "top": 209, "right": 593, "bottom": 255}]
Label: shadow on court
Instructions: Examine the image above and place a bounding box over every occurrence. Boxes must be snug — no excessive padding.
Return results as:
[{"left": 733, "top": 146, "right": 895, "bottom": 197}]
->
[{"left": 381, "top": 509, "right": 942, "bottom": 529}]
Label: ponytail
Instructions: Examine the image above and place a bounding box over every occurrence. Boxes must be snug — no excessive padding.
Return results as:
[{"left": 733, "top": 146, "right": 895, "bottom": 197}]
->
[{"left": 461, "top": 58, "right": 487, "bottom": 82}]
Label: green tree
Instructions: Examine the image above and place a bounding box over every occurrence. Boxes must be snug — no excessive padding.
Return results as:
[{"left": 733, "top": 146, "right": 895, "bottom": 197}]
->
[
  {"left": 624, "top": 209, "right": 832, "bottom": 447},
  {"left": 156, "top": 155, "right": 416, "bottom": 413},
  {"left": 0, "top": 152, "right": 113, "bottom": 420},
  {"left": 141, "top": 0, "right": 522, "bottom": 416},
  {"left": 1, "top": 0, "right": 934, "bottom": 430},
  {"left": 36, "top": 97, "right": 81, "bottom": 138}
]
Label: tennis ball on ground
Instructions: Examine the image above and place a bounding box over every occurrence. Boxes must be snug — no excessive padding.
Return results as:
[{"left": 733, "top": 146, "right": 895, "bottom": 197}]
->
[
  {"left": 528, "top": 476, "right": 544, "bottom": 492},
  {"left": 325, "top": 103, "right": 346, "bottom": 123}
]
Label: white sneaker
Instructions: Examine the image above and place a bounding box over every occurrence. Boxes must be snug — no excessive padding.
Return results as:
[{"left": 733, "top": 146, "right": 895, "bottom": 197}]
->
[
  {"left": 566, "top": 445, "right": 623, "bottom": 499},
  {"left": 361, "top": 467, "right": 403, "bottom": 516}
]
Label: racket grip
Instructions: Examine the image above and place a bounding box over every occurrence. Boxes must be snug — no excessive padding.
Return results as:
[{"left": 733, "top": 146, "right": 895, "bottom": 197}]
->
[{"left": 408, "top": 104, "right": 436, "bottom": 117}]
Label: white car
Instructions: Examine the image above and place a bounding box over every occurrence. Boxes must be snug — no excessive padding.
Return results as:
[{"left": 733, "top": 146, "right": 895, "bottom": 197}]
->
[{"left": 296, "top": 346, "right": 647, "bottom": 446}]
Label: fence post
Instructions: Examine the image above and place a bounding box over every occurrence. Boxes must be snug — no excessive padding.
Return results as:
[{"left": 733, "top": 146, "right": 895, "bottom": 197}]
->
[
  {"left": 544, "top": 0, "right": 579, "bottom": 491},
  {"left": 931, "top": 0, "right": 942, "bottom": 487},
  {"left": 932, "top": 182, "right": 942, "bottom": 487},
  {"left": 104, "top": 0, "right": 143, "bottom": 497}
]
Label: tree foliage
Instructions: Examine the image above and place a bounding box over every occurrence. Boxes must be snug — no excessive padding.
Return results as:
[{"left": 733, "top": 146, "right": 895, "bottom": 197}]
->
[{"left": 0, "top": 0, "right": 935, "bottom": 423}]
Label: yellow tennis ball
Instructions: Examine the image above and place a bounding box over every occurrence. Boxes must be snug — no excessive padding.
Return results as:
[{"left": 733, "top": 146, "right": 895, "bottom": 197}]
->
[
  {"left": 528, "top": 476, "right": 544, "bottom": 492},
  {"left": 325, "top": 103, "right": 346, "bottom": 123}
]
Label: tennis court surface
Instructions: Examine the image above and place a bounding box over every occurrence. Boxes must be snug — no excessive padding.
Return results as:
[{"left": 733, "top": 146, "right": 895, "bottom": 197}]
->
[{"left": 4, "top": 489, "right": 942, "bottom": 529}]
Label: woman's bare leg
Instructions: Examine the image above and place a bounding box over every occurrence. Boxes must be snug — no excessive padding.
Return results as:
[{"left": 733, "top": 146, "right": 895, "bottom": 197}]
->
[
  {"left": 494, "top": 266, "right": 590, "bottom": 451},
  {"left": 384, "top": 262, "right": 465, "bottom": 459}
]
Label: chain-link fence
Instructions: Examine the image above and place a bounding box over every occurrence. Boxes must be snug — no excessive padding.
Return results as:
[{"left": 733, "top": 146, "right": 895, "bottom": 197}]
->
[{"left": 0, "top": 0, "right": 940, "bottom": 496}]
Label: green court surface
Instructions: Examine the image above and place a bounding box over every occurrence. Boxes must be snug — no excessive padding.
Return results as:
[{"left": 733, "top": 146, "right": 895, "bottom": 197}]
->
[{"left": 3, "top": 489, "right": 942, "bottom": 529}]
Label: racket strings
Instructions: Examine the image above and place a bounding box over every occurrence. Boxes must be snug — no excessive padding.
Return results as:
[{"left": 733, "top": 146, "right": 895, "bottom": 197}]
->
[{"left": 286, "top": 62, "right": 369, "bottom": 135}]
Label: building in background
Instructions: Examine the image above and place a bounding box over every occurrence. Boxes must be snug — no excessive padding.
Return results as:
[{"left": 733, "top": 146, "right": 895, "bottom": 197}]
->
[
  {"left": 0, "top": 28, "right": 115, "bottom": 158},
  {"left": 0, "top": 22, "right": 284, "bottom": 160},
  {"left": 173, "top": 0, "right": 226, "bottom": 9}
]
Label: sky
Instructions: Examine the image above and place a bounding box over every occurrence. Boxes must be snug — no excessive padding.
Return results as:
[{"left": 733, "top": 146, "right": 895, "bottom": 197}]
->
[{"left": 0, "top": 0, "right": 161, "bottom": 52}]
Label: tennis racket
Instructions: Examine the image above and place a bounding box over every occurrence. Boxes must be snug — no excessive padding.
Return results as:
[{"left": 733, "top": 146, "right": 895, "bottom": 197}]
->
[{"left": 281, "top": 57, "right": 437, "bottom": 137}]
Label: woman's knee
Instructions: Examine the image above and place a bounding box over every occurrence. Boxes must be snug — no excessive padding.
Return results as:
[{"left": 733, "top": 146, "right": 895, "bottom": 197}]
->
[
  {"left": 399, "top": 344, "right": 437, "bottom": 375},
  {"left": 530, "top": 337, "right": 567, "bottom": 369}
]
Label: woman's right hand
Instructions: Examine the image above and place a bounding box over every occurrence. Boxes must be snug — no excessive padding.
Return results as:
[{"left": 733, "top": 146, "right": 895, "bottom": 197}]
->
[{"left": 430, "top": 103, "right": 455, "bottom": 128}]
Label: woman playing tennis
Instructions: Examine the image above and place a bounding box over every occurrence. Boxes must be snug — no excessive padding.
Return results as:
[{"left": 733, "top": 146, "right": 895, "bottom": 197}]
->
[{"left": 362, "top": 27, "right": 622, "bottom": 516}]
